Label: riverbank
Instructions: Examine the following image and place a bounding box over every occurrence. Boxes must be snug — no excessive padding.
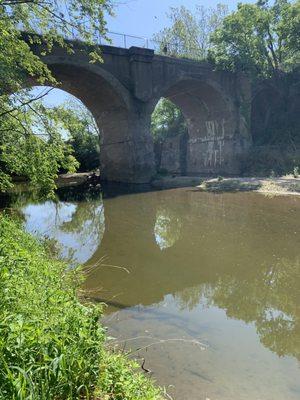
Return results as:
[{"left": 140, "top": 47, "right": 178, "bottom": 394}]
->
[
  {"left": 197, "top": 176, "right": 300, "bottom": 196},
  {"left": 56, "top": 172, "right": 100, "bottom": 188},
  {"left": 152, "top": 175, "right": 300, "bottom": 196},
  {"left": 11, "top": 172, "right": 300, "bottom": 198},
  {"left": 0, "top": 216, "right": 162, "bottom": 399}
]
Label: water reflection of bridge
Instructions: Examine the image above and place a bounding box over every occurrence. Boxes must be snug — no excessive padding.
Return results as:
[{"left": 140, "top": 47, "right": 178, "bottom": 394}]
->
[
  {"left": 77, "top": 189, "right": 300, "bottom": 362},
  {"left": 20, "top": 186, "right": 300, "bottom": 361}
]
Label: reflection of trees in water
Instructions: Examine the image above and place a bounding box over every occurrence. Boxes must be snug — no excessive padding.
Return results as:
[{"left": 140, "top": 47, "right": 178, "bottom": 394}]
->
[
  {"left": 51, "top": 197, "right": 105, "bottom": 265},
  {"left": 174, "top": 284, "right": 213, "bottom": 311},
  {"left": 174, "top": 258, "right": 300, "bottom": 360},
  {"left": 13, "top": 187, "right": 106, "bottom": 265},
  {"left": 60, "top": 200, "right": 105, "bottom": 251},
  {"left": 154, "top": 207, "right": 182, "bottom": 250}
]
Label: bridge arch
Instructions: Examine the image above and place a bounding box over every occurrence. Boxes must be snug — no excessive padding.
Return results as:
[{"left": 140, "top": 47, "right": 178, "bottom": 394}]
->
[
  {"left": 25, "top": 58, "right": 156, "bottom": 182},
  {"left": 150, "top": 77, "right": 247, "bottom": 175},
  {"left": 40, "top": 61, "right": 132, "bottom": 182}
]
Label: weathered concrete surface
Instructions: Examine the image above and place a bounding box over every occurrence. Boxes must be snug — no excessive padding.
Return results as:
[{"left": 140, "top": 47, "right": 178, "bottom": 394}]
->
[
  {"left": 154, "top": 135, "right": 185, "bottom": 175},
  {"left": 27, "top": 37, "right": 252, "bottom": 183}
]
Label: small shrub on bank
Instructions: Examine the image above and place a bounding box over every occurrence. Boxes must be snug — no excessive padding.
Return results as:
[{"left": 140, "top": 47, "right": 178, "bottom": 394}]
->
[{"left": 0, "top": 216, "right": 161, "bottom": 400}]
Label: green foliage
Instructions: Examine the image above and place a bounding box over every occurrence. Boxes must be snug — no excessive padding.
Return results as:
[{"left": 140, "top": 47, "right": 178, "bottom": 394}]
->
[
  {"left": 46, "top": 99, "right": 101, "bottom": 172},
  {"left": 0, "top": 0, "right": 112, "bottom": 98},
  {"left": 98, "top": 353, "right": 162, "bottom": 400},
  {"left": 0, "top": 0, "right": 112, "bottom": 195},
  {"left": 0, "top": 98, "right": 79, "bottom": 195},
  {"left": 151, "top": 98, "right": 187, "bottom": 143},
  {"left": 0, "top": 215, "right": 162, "bottom": 400},
  {"left": 209, "top": 0, "right": 300, "bottom": 78},
  {"left": 154, "top": 4, "right": 228, "bottom": 59}
]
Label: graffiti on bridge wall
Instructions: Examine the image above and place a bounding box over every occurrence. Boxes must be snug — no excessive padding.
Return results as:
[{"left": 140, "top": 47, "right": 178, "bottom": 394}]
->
[{"left": 189, "top": 119, "right": 228, "bottom": 168}]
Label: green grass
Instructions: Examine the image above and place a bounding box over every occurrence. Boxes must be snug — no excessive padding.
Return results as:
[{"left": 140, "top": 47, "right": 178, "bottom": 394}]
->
[{"left": 0, "top": 216, "right": 162, "bottom": 400}]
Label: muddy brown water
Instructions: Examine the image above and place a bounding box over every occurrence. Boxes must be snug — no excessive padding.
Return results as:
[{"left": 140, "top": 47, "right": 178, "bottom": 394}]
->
[{"left": 5, "top": 186, "right": 300, "bottom": 400}]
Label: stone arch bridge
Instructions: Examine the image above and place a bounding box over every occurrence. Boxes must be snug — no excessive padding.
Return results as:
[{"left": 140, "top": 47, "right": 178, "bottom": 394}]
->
[{"left": 28, "top": 38, "right": 252, "bottom": 183}]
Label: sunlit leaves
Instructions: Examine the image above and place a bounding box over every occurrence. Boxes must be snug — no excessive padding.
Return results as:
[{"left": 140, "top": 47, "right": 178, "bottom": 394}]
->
[
  {"left": 47, "top": 99, "right": 101, "bottom": 172},
  {"left": 0, "top": 0, "right": 112, "bottom": 195},
  {"left": 0, "top": 98, "right": 79, "bottom": 195},
  {"left": 154, "top": 4, "right": 228, "bottom": 60},
  {"left": 151, "top": 98, "right": 186, "bottom": 142},
  {"left": 209, "top": 0, "right": 300, "bottom": 78}
]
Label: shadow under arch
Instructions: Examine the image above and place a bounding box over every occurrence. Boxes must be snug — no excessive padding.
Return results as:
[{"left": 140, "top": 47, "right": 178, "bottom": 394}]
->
[
  {"left": 150, "top": 77, "right": 250, "bottom": 175},
  {"left": 251, "top": 82, "right": 285, "bottom": 146}
]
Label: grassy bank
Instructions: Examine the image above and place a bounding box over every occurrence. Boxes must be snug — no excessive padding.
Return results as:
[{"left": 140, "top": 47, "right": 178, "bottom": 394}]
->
[{"left": 0, "top": 216, "right": 162, "bottom": 400}]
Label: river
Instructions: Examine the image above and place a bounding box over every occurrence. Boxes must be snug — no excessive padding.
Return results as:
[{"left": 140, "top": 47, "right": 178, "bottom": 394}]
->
[{"left": 2, "top": 185, "right": 300, "bottom": 400}]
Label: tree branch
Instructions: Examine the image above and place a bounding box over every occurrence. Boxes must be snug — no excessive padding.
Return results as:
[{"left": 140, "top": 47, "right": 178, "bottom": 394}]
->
[
  {"left": 0, "top": 0, "right": 44, "bottom": 5},
  {"left": 0, "top": 88, "right": 53, "bottom": 118},
  {"left": 266, "top": 26, "right": 279, "bottom": 70}
]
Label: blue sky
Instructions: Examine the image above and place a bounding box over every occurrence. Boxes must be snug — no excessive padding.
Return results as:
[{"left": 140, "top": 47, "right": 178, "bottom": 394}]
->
[
  {"left": 106, "top": 0, "right": 256, "bottom": 39},
  {"left": 38, "top": 0, "right": 257, "bottom": 106}
]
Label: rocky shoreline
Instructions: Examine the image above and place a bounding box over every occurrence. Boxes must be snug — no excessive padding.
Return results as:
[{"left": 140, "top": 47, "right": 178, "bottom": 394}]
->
[{"left": 152, "top": 175, "right": 300, "bottom": 196}]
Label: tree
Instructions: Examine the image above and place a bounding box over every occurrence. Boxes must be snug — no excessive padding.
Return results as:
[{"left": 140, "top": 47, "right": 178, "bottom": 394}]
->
[
  {"left": 209, "top": 0, "right": 300, "bottom": 78},
  {"left": 0, "top": 0, "right": 112, "bottom": 194},
  {"left": 154, "top": 4, "right": 228, "bottom": 59},
  {"left": 0, "top": 97, "right": 79, "bottom": 194},
  {"left": 43, "top": 99, "right": 101, "bottom": 172},
  {"left": 0, "top": 0, "right": 113, "bottom": 97},
  {"left": 151, "top": 98, "right": 186, "bottom": 143}
]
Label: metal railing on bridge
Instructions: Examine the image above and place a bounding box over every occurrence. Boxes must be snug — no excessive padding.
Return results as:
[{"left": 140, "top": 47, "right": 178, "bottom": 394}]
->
[
  {"left": 27, "top": 28, "right": 203, "bottom": 60},
  {"left": 64, "top": 29, "right": 160, "bottom": 51},
  {"left": 98, "top": 31, "right": 172, "bottom": 55},
  {"left": 100, "top": 31, "right": 150, "bottom": 49},
  {"left": 97, "top": 31, "right": 202, "bottom": 60}
]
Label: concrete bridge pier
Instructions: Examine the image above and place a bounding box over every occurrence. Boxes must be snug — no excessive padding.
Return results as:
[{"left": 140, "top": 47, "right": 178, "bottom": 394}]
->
[{"left": 97, "top": 104, "right": 155, "bottom": 184}]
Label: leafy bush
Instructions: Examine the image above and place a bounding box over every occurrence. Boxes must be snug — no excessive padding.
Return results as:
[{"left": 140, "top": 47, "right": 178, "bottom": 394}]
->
[
  {"left": 0, "top": 216, "right": 161, "bottom": 400},
  {"left": 0, "top": 119, "right": 79, "bottom": 195}
]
